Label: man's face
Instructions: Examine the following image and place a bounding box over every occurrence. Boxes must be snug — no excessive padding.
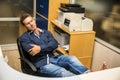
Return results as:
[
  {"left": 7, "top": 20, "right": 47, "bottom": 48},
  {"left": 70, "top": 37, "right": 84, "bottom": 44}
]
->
[{"left": 23, "top": 16, "right": 37, "bottom": 31}]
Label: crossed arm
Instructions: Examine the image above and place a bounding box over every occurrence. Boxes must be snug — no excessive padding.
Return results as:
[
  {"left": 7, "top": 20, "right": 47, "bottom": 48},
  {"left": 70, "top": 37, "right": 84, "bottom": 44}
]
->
[
  {"left": 20, "top": 31, "right": 68, "bottom": 56},
  {"left": 28, "top": 44, "right": 41, "bottom": 56},
  {"left": 27, "top": 44, "right": 68, "bottom": 56}
]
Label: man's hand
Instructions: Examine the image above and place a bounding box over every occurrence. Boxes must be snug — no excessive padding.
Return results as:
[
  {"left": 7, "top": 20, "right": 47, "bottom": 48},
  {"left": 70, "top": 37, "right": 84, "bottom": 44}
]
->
[{"left": 28, "top": 44, "right": 41, "bottom": 56}]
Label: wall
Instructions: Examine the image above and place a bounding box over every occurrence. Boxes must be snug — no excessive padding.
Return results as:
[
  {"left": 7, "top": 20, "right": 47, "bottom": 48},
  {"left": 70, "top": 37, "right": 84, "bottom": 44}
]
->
[{"left": 92, "top": 41, "right": 120, "bottom": 71}]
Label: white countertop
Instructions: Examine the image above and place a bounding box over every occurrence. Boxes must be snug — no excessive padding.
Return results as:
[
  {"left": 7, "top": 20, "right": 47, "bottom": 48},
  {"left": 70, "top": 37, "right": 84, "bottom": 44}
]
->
[{"left": 0, "top": 46, "right": 120, "bottom": 80}]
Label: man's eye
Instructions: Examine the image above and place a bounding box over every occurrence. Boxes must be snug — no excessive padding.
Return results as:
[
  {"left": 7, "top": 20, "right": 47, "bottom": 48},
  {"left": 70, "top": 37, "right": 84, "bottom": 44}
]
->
[
  {"left": 31, "top": 20, "right": 33, "bottom": 22},
  {"left": 26, "top": 23, "right": 30, "bottom": 25}
]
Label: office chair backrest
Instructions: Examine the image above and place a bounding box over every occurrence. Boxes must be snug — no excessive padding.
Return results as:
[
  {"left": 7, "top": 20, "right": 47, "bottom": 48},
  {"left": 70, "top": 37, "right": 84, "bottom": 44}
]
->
[
  {"left": 17, "top": 38, "right": 37, "bottom": 73},
  {"left": 17, "top": 38, "right": 53, "bottom": 77},
  {"left": 17, "top": 38, "right": 30, "bottom": 60}
]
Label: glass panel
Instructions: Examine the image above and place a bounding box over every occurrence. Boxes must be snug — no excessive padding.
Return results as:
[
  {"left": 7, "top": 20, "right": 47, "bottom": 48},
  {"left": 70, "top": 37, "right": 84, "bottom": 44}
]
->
[
  {"left": 0, "top": 21, "right": 19, "bottom": 44},
  {"left": 0, "top": 0, "right": 33, "bottom": 17},
  {"left": 75, "top": 0, "right": 120, "bottom": 49},
  {"left": 0, "top": 0, "right": 33, "bottom": 44}
]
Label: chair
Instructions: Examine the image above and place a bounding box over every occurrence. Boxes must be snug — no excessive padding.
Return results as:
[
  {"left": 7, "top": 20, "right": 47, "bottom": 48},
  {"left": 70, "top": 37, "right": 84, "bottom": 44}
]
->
[{"left": 17, "top": 38, "right": 54, "bottom": 77}]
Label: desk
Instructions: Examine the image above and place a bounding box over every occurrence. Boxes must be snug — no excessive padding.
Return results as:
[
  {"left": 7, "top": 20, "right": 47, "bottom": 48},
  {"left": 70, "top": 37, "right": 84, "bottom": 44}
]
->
[{"left": 0, "top": 46, "right": 120, "bottom": 80}]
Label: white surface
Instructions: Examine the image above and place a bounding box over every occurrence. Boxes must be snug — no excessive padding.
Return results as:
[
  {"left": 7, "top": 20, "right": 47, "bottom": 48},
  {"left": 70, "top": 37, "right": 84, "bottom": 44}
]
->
[
  {"left": 80, "top": 67, "right": 120, "bottom": 80},
  {"left": 0, "top": 46, "right": 120, "bottom": 80}
]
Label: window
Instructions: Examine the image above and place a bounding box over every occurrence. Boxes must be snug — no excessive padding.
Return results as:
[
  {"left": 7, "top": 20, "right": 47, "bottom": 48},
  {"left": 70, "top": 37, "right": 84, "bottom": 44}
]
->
[
  {"left": 75, "top": 0, "right": 120, "bottom": 49},
  {"left": 0, "top": 0, "right": 34, "bottom": 44}
]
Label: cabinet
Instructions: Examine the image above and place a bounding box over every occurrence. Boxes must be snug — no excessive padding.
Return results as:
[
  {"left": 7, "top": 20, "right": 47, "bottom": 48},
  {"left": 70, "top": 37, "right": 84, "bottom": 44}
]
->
[
  {"left": 51, "top": 20, "right": 96, "bottom": 69},
  {"left": 36, "top": 14, "right": 48, "bottom": 30},
  {"left": 36, "top": 0, "right": 70, "bottom": 30}
]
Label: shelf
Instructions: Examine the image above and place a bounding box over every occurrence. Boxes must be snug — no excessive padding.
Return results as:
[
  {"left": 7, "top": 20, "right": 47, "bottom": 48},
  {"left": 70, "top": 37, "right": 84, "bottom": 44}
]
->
[
  {"left": 51, "top": 20, "right": 96, "bottom": 68},
  {"left": 51, "top": 20, "right": 95, "bottom": 35}
]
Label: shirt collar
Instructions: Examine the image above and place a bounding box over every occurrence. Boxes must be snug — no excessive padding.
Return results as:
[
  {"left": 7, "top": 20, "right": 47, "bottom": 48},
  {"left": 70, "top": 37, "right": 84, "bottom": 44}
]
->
[{"left": 28, "top": 28, "right": 44, "bottom": 34}]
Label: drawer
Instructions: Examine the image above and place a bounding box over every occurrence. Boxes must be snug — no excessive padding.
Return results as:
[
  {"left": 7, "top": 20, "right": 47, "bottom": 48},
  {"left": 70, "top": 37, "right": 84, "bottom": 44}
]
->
[
  {"left": 36, "top": 14, "right": 48, "bottom": 30},
  {"left": 36, "top": 0, "right": 49, "bottom": 18}
]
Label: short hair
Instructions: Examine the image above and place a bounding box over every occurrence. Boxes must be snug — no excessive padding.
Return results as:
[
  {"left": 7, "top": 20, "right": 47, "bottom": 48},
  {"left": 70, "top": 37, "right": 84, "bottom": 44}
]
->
[{"left": 20, "top": 13, "right": 32, "bottom": 26}]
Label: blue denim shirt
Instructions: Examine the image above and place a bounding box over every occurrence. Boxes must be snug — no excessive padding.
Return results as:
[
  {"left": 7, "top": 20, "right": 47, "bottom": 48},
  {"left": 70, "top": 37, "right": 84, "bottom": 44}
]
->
[{"left": 19, "top": 29, "right": 59, "bottom": 63}]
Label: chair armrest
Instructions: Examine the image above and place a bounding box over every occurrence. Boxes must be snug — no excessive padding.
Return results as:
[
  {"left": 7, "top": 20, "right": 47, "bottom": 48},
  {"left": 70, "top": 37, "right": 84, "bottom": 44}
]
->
[
  {"left": 19, "top": 57, "right": 37, "bottom": 71},
  {"left": 56, "top": 46, "right": 68, "bottom": 55}
]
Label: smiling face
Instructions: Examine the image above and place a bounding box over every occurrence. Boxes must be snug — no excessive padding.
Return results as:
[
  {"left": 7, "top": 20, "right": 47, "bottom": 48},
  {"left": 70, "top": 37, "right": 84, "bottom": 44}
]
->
[{"left": 23, "top": 16, "right": 37, "bottom": 31}]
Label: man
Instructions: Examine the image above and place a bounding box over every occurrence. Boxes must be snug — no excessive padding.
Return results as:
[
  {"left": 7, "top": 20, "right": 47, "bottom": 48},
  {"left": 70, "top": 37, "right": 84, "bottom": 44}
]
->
[{"left": 19, "top": 13, "right": 89, "bottom": 77}]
